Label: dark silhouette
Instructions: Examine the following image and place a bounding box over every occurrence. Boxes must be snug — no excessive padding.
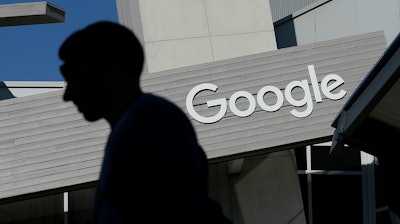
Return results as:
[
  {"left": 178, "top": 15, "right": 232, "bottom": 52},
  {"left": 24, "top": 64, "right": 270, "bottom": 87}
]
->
[{"left": 59, "top": 21, "right": 232, "bottom": 224}]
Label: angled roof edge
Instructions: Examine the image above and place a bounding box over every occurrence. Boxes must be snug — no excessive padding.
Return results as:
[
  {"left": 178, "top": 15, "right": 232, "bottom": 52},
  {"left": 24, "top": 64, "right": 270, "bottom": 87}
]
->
[
  {"left": 332, "top": 31, "right": 400, "bottom": 128},
  {"left": 330, "top": 31, "right": 400, "bottom": 153}
]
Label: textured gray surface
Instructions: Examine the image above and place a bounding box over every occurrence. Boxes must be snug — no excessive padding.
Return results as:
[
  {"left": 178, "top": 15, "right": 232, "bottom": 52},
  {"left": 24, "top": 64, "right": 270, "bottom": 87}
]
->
[{"left": 0, "top": 31, "right": 386, "bottom": 200}]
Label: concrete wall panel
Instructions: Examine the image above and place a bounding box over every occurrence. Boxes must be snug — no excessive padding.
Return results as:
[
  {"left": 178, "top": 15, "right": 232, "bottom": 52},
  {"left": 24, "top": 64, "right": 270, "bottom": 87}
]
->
[
  {"left": 231, "top": 151, "right": 305, "bottom": 224},
  {"left": 211, "top": 32, "right": 277, "bottom": 61},
  {"left": 118, "top": 0, "right": 277, "bottom": 73},
  {"left": 354, "top": 0, "right": 400, "bottom": 44},
  {"left": 208, "top": 150, "right": 306, "bottom": 224},
  {"left": 145, "top": 37, "right": 213, "bottom": 73},
  {"left": 314, "top": 0, "right": 355, "bottom": 42},
  {"left": 205, "top": 0, "right": 273, "bottom": 35},
  {"left": 294, "top": 0, "right": 400, "bottom": 46},
  {"left": 139, "top": 0, "right": 209, "bottom": 42}
]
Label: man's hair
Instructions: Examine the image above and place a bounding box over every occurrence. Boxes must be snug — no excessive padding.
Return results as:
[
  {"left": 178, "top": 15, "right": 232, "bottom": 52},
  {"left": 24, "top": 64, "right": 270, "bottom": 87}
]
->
[{"left": 59, "top": 21, "right": 144, "bottom": 77}]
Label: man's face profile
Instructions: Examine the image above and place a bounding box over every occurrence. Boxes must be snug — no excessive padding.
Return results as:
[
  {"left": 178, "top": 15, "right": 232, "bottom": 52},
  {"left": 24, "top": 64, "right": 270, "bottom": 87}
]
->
[{"left": 61, "top": 55, "right": 108, "bottom": 122}]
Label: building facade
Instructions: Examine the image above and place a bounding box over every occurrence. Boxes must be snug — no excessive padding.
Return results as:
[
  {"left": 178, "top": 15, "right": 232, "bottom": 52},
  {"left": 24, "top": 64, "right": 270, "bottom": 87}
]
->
[{"left": 0, "top": 0, "right": 399, "bottom": 224}]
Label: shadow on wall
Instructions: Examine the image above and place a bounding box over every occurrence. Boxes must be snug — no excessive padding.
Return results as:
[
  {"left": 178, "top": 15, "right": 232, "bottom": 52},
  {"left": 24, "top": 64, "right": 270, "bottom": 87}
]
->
[{"left": 0, "top": 81, "right": 16, "bottom": 100}]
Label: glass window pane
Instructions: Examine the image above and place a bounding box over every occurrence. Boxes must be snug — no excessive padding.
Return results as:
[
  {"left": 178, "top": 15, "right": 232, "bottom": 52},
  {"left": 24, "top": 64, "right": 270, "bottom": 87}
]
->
[
  {"left": 312, "top": 175, "right": 362, "bottom": 224},
  {"left": 294, "top": 146, "right": 307, "bottom": 170},
  {"left": 68, "top": 187, "right": 96, "bottom": 224},
  {"left": 376, "top": 210, "right": 392, "bottom": 224},
  {"left": 311, "top": 145, "right": 361, "bottom": 171},
  {"left": 0, "top": 194, "right": 64, "bottom": 224}
]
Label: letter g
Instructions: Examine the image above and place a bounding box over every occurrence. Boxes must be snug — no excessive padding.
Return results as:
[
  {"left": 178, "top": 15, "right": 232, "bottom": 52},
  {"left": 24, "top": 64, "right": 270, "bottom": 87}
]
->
[{"left": 186, "top": 83, "right": 227, "bottom": 124}]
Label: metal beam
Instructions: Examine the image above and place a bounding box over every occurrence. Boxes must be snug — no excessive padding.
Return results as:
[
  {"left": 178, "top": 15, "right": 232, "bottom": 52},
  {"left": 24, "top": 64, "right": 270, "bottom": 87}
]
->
[{"left": 0, "top": 1, "right": 65, "bottom": 27}]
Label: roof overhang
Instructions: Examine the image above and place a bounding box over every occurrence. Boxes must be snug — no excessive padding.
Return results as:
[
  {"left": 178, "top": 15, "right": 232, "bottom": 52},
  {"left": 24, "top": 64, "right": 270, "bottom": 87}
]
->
[
  {"left": 331, "top": 32, "right": 400, "bottom": 156},
  {"left": 0, "top": 2, "right": 65, "bottom": 27}
]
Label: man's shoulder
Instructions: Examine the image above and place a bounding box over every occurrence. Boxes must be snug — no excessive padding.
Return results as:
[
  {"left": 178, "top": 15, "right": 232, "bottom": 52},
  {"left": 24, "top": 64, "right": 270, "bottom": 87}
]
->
[
  {"left": 125, "top": 93, "right": 196, "bottom": 132},
  {"left": 124, "top": 93, "right": 186, "bottom": 121}
]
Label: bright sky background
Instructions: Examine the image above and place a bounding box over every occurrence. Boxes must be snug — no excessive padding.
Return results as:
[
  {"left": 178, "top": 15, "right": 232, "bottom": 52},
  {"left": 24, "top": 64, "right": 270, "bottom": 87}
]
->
[{"left": 0, "top": 0, "right": 118, "bottom": 81}]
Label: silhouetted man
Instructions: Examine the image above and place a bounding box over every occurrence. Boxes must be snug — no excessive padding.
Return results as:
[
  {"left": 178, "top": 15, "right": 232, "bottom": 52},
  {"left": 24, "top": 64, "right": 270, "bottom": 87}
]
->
[{"left": 59, "top": 21, "right": 232, "bottom": 224}]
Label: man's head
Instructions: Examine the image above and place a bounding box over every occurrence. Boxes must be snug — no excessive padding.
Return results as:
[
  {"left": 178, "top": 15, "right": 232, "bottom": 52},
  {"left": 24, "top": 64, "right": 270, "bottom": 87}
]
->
[{"left": 59, "top": 21, "right": 144, "bottom": 122}]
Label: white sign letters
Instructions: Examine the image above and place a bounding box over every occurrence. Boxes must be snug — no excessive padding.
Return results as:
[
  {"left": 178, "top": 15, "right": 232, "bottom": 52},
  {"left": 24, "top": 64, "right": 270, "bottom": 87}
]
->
[{"left": 186, "top": 65, "right": 347, "bottom": 124}]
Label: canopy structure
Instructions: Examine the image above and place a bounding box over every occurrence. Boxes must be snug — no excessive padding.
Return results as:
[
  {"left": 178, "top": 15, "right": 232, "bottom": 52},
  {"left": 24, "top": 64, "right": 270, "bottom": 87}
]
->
[
  {"left": 331, "top": 32, "right": 400, "bottom": 155},
  {"left": 331, "top": 31, "right": 400, "bottom": 217},
  {"left": 0, "top": 1, "right": 65, "bottom": 27}
]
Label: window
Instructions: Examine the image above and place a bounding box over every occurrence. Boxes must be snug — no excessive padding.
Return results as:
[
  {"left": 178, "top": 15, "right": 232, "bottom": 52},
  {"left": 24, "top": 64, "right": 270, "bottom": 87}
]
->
[
  {"left": 295, "top": 144, "right": 364, "bottom": 224},
  {"left": 0, "top": 194, "right": 64, "bottom": 224}
]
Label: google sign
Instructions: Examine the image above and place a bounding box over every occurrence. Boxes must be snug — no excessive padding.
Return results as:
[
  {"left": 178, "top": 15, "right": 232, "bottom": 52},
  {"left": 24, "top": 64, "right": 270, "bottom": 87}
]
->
[{"left": 186, "top": 65, "right": 347, "bottom": 124}]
